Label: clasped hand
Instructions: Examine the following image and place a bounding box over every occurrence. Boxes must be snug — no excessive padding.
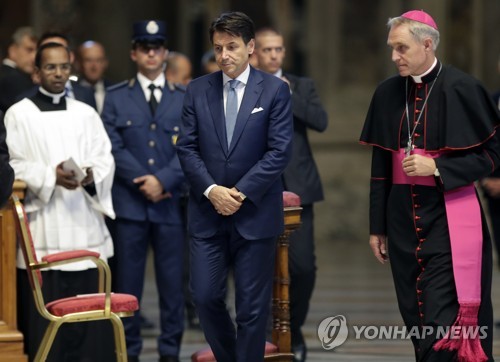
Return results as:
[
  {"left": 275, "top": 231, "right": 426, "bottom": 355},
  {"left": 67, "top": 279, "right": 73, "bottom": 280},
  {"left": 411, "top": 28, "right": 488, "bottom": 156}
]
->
[
  {"left": 133, "top": 175, "right": 172, "bottom": 203},
  {"left": 208, "top": 186, "right": 243, "bottom": 216},
  {"left": 402, "top": 154, "right": 437, "bottom": 176},
  {"left": 56, "top": 162, "right": 93, "bottom": 190}
]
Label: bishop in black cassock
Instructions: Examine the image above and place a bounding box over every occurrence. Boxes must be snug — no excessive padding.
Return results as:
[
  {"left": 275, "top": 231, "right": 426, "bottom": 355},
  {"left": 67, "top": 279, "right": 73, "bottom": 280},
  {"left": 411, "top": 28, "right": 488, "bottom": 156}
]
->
[{"left": 360, "top": 10, "right": 500, "bottom": 362}]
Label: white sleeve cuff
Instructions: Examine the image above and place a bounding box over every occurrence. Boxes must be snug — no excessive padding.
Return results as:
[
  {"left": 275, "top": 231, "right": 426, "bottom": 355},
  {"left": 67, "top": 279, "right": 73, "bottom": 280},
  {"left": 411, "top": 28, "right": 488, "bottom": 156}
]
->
[{"left": 204, "top": 184, "right": 217, "bottom": 198}]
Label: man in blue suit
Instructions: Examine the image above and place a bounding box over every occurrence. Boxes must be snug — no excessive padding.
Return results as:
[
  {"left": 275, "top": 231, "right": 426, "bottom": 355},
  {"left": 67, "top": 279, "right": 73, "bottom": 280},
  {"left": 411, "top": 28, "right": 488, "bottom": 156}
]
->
[
  {"left": 176, "top": 12, "right": 293, "bottom": 362},
  {"left": 101, "top": 20, "right": 185, "bottom": 362}
]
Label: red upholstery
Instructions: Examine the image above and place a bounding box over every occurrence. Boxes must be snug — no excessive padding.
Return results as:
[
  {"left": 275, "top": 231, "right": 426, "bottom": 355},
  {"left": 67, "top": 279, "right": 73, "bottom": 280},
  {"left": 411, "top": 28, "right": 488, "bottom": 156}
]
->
[
  {"left": 42, "top": 250, "right": 100, "bottom": 263},
  {"left": 46, "top": 293, "right": 139, "bottom": 317},
  {"left": 282, "top": 191, "right": 301, "bottom": 207},
  {"left": 191, "top": 341, "right": 279, "bottom": 362}
]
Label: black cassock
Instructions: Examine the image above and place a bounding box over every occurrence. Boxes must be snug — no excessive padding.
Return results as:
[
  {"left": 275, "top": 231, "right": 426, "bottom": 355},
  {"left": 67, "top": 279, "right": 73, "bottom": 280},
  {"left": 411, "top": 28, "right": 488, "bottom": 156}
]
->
[{"left": 360, "top": 62, "right": 500, "bottom": 361}]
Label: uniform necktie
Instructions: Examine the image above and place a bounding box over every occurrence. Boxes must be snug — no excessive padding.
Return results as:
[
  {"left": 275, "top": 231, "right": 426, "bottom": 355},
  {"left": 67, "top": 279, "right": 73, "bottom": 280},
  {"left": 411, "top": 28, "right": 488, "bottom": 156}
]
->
[
  {"left": 148, "top": 83, "right": 160, "bottom": 115},
  {"left": 225, "top": 79, "right": 240, "bottom": 147}
]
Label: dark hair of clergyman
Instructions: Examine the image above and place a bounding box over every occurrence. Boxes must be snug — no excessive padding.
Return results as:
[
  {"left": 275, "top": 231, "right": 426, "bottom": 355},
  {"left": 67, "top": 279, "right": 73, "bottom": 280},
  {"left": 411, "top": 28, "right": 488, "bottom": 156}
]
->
[
  {"left": 35, "top": 42, "right": 70, "bottom": 68},
  {"left": 209, "top": 11, "right": 255, "bottom": 45}
]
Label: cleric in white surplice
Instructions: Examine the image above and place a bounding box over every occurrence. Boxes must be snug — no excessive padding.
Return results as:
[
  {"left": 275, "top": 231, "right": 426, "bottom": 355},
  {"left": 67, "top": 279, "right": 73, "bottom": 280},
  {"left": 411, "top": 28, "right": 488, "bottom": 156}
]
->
[{"left": 4, "top": 42, "right": 116, "bottom": 361}]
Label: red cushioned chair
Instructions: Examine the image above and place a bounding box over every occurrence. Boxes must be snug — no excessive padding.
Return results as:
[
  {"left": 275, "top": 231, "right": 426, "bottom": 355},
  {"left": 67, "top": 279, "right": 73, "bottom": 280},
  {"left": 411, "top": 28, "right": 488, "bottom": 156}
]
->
[
  {"left": 191, "top": 191, "right": 302, "bottom": 362},
  {"left": 12, "top": 195, "right": 139, "bottom": 362}
]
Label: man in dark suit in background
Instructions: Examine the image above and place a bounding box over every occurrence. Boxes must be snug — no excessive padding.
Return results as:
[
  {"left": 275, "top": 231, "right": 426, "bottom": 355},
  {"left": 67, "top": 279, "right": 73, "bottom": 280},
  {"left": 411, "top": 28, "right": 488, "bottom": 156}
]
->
[
  {"left": 165, "top": 51, "right": 192, "bottom": 86},
  {"left": 76, "top": 40, "right": 111, "bottom": 113},
  {"left": 0, "top": 111, "right": 14, "bottom": 206},
  {"left": 254, "top": 27, "right": 329, "bottom": 362},
  {"left": 101, "top": 20, "right": 186, "bottom": 362},
  {"left": 0, "top": 27, "right": 37, "bottom": 112},
  {"left": 177, "top": 12, "right": 293, "bottom": 362}
]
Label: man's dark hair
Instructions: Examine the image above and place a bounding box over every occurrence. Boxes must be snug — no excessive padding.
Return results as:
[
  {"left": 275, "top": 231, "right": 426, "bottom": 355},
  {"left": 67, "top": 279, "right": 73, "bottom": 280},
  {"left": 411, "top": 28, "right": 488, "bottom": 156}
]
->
[
  {"left": 37, "top": 31, "right": 71, "bottom": 49},
  {"left": 35, "top": 42, "right": 70, "bottom": 68},
  {"left": 209, "top": 12, "right": 255, "bottom": 45}
]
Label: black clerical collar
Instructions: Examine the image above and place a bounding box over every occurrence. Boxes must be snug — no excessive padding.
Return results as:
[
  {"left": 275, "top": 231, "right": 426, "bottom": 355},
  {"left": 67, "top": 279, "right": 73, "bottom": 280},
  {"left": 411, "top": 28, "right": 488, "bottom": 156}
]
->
[
  {"left": 420, "top": 60, "right": 441, "bottom": 84},
  {"left": 30, "top": 89, "right": 67, "bottom": 111}
]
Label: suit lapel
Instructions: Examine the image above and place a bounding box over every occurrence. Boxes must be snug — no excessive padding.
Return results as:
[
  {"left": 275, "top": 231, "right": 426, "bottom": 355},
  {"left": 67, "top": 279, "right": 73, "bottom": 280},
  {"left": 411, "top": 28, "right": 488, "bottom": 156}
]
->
[
  {"left": 206, "top": 72, "right": 228, "bottom": 155},
  {"left": 229, "top": 67, "right": 263, "bottom": 153}
]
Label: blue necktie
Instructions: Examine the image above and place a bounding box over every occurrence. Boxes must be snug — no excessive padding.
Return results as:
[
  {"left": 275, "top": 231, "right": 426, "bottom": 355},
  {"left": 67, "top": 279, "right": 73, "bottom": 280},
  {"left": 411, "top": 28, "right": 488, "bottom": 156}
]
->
[{"left": 225, "top": 79, "right": 240, "bottom": 147}]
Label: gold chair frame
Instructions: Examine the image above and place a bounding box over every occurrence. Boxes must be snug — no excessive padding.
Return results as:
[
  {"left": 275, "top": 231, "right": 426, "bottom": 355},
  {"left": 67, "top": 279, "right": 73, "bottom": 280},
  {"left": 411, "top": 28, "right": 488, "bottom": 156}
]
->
[{"left": 12, "top": 194, "right": 136, "bottom": 362}]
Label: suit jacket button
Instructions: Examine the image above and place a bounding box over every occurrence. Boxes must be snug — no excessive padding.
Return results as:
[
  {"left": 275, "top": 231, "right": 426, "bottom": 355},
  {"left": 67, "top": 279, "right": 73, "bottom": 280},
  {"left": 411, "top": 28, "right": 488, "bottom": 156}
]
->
[
  {"left": 149, "top": 140, "right": 155, "bottom": 147},
  {"left": 150, "top": 123, "right": 157, "bottom": 130},
  {"left": 148, "top": 158, "right": 155, "bottom": 165},
  {"left": 126, "top": 120, "right": 132, "bottom": 126}
]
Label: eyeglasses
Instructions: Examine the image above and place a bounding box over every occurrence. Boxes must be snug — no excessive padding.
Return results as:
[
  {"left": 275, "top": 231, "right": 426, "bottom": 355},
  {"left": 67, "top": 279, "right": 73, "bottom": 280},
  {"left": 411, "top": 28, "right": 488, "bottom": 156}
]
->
[{"left": 42, "top": 63, "right": 72, "bottom": 73}]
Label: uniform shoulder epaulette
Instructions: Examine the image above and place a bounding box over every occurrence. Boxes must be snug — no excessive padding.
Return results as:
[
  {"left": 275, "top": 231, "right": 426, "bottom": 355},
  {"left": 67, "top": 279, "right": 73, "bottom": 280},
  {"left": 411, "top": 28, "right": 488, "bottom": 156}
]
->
[
  {"left": 175, "top": 83, "right": 187, "bottom": 92},
  {"left": 166, "top": 81, "right": 186, "bottom": 93},
  {"left": 106, "top": 80, "right": 129, "bottom": 92}
]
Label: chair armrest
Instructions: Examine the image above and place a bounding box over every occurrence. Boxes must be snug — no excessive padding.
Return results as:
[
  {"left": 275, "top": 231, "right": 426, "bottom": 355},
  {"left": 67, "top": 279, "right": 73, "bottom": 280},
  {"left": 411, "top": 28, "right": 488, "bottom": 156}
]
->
[
  {"left": 38, "top": 250, "right": 110, "bottom": 296},
  {"left": 38, "top": 250, "right": 113, "bottom": 313},
  {"left": 42, "top": 250, "right": 100, "bottom": 263}
]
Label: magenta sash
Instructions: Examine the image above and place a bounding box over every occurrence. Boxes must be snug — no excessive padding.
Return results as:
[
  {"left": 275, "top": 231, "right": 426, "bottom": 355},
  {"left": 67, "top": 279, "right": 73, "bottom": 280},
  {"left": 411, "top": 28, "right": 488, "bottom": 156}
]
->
[
  {"left": 392, "top": 149, "right": 436, "bottom": 186},
  {"left": 393, "top": 148, "right": 486, "bottom": 361}
]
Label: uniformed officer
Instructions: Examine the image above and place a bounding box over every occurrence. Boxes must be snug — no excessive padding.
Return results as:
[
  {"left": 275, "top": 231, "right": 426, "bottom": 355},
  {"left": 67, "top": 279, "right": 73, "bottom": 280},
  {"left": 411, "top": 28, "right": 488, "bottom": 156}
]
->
[{"left": 101, "top": 20, "right": 185, "bottom": 362}]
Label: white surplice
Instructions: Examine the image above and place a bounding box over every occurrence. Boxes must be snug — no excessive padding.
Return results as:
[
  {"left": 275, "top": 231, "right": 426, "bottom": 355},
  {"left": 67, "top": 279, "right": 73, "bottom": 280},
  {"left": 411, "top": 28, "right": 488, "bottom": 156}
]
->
[{"left": 5, "top": 97, "right": 115, "bottom": 270}]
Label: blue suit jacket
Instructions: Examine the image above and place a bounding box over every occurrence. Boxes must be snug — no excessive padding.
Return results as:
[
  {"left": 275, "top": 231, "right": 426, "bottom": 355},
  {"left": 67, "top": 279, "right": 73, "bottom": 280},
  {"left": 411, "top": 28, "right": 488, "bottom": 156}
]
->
[
  {"left": 177, "top": 67, "right": 293, "bottom": 239},
  {"left": 102, "top": 78, "right": 186, "bottom": 224}
]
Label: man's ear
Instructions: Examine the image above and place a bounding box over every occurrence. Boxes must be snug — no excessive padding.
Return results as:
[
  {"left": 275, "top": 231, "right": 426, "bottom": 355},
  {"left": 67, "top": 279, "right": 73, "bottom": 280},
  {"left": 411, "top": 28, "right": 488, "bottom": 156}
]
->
[
  {"left": 247, "top": 38, "right": 255, "bottom": 54},
  {"left": 424, "top": 39, "right": 433, "bottom": 51},
  {"left": 32, "top": 67, "right": 41, "bottom": 85},
  {"left": 7, "top": 44, "right": 18, "bottom": 62}
]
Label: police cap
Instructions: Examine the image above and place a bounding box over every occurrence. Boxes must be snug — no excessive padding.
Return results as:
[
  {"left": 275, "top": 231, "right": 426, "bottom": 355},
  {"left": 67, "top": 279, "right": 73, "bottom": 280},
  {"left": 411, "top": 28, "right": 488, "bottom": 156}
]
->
[{"left": 132, "top": 20, "right": 167, "bottom": 45}]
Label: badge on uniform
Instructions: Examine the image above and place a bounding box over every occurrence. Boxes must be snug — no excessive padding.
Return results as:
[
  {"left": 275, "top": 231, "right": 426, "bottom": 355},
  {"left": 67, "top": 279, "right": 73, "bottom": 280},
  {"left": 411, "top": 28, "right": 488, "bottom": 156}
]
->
[{"left": 172, "top": 126, "right": 179, "bottom": 145}]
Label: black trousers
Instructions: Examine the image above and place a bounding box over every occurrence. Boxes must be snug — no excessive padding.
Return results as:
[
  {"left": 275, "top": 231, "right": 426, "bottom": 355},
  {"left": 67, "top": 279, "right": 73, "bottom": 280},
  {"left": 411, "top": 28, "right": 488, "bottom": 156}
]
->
[{"left": 288, "top": 204, "right": 316, "bottom": 347}]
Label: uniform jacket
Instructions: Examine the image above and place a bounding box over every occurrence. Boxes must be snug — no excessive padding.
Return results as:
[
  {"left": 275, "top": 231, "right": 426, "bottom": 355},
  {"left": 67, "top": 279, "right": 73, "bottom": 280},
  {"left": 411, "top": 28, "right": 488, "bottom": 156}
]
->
[
  {"left": 177, "top": 67, "right": 293, "bottom": 239},
  {"left": 101, "top": 78, "right": 186, "bottom": 224}
]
